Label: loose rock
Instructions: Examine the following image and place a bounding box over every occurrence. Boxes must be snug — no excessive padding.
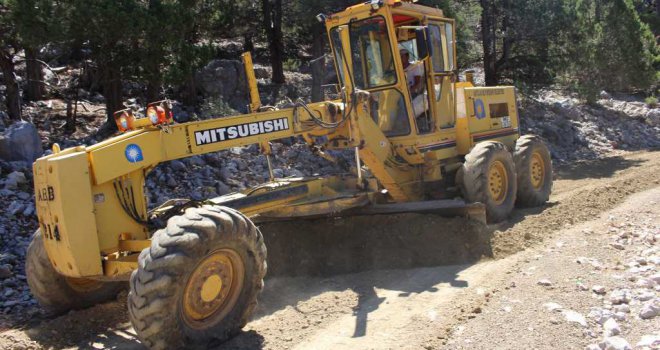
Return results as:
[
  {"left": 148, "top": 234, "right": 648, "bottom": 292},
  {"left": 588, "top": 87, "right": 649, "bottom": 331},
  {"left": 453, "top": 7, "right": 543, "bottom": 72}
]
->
[
  {"left": 599, "top": 337, "right": 632, "bottom": 350},
  {"left": 0, "top": 265, "right": 12, "bottom": 279},
  {"left": 638, "top": 299, "right": 659, "bottom": 320},
  {"left": 563, "top": 310, "right": 588, "bottom": 327},
  {"left": 592, "top": 285, "right": 606, "bottom": 295},
  {"left": 602, "top": 318, "right": 620, "bottom": 336},
  {"left": 0, "top": 122, "right": 43, "bottom": 162},
  {"left": 537, "top": 279, "right": 553, "bottom": 287},
  {"left": 636, "top": 335, "right": 660, "bottom": 348}
]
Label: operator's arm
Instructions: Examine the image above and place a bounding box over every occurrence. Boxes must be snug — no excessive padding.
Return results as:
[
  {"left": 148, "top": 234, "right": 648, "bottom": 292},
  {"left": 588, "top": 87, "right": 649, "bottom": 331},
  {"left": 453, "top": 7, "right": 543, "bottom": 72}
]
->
[
  {"left": 412, "top": 76, "right": 423, "bottom": 94},
  {"left": 407, "top": 62, "right": 424, "bottom": 95}
]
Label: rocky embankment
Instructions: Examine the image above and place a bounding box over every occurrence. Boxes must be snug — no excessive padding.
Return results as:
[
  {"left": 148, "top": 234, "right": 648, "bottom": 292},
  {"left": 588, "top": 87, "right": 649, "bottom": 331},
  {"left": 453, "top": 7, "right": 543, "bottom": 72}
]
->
[{"left": 520, "top": 91, "right": 660, "bottom": 163}]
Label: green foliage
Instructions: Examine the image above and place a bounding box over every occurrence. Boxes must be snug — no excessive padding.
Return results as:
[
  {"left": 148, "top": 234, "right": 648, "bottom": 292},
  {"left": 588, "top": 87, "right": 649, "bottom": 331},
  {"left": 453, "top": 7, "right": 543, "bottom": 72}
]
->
[
  {"left": 633, "top": 0, "right": 660, "bottom": 36},
  {"left": 646, "top": 96, "right": 658, "bottom": 108},
  {"left": 9, "top": 0, "right": 62, "bottom": 48},
  {"left": 418, "top": 0, "right": 482, "bottom": 68},
  {"left": 560, "top": 0, "right": 658, "bottom": 101},
  {"left": 283, "top": 58, "right": 301, "bottom": 71},
  {"left": 1, "top": 0, "right": 658, "bottom": 113}
]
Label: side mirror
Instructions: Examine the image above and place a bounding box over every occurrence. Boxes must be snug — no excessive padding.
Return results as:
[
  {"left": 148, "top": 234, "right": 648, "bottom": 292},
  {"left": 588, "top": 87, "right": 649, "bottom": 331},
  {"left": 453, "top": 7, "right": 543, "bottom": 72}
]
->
[{"left": 415, "top": 27, "right": 432, "bottom": 60}]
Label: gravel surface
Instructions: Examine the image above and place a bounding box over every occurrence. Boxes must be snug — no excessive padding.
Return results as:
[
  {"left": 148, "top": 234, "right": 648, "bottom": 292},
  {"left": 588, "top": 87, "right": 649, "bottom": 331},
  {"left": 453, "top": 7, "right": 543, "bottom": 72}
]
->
[{"left": 445, "top": 187, "right": 660, "bottom": 350}]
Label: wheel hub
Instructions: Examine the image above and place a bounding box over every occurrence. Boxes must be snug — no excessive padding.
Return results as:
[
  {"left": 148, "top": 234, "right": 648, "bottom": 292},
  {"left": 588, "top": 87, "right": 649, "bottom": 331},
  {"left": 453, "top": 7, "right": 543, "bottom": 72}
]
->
[
  {"left": 488, "top": 161, "right": 508, "bottom": 204},
  {"left": 530, "top": 152, "right": 545, "bottom": 189},
  {"left": 182, "top": 249, "right": 244, "bottom": 327}
]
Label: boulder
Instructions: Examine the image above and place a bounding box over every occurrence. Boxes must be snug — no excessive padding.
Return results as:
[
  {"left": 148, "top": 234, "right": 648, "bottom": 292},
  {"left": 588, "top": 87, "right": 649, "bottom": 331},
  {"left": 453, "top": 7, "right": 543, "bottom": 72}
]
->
[
  {"left": 4, "top": 171, "right": 27, "bottom": 190},
  {"left": 195, "top": 60, "right": 249, "bottom": 113},
  {"left": 253, "top": 65, "right": 271, "bottom": 80},
  {"left": 646, "top": 109, "right": 660, "bottom": 127},
  {"left": 0, "top": 121, "right": 43, "bottom": 162}
]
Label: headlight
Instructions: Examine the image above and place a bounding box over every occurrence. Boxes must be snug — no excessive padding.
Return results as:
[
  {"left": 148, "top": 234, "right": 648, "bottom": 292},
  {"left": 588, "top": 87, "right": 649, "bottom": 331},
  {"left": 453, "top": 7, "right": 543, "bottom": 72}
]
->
[{"left": 114, "top": 110, "right": 135, "bottom": 132}]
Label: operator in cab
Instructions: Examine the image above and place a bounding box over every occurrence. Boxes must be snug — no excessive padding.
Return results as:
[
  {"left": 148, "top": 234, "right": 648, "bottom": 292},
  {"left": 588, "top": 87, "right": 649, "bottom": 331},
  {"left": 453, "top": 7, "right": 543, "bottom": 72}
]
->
[{"left": 400, "top": 48, "right": 428, "bottom": 119}]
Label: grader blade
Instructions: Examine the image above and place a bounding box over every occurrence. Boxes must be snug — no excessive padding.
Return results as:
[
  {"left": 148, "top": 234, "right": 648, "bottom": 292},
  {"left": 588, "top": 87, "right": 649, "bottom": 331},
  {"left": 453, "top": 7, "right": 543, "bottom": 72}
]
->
[{"left": 354, "top": 200, "right": 487, "bottom": 224}]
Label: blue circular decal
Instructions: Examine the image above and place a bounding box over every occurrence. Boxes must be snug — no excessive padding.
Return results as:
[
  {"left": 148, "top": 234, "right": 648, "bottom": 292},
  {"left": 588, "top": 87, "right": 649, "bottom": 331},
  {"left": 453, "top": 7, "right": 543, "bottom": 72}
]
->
[
  {"left": 125, "top": 144, "right": 144, "bottom": 163},
  {"left": 474, "top": 99, "right": 486, "bottom": 120}
]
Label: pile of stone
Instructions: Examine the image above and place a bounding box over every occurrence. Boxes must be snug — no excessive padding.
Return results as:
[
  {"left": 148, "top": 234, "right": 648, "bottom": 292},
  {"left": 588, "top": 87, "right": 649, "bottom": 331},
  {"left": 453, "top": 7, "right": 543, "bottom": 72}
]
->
[
  {"left": 145, "top": 142, "right": 353, "bottom": 208},
  {"left": 519, "top": 91, "right": 660, "bottom": 163},
  {"left": 0, "top": 123, "right": 42, "bottom": 321}
]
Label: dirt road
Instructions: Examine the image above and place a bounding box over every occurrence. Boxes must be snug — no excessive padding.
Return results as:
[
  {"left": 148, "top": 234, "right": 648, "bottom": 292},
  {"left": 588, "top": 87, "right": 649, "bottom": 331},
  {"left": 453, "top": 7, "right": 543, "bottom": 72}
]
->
[{"left": 1, "top": 151, "right": 659, "bottom": 350}]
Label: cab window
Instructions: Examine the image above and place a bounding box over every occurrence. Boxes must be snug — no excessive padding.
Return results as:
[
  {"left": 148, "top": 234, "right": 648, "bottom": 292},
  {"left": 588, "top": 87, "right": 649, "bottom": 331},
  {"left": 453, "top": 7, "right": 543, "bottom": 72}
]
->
[
  {"left": 348, "top": 16, "right": 397, "bottom": 89},
  {"left": 429, "top": 22, "right": 455, "bottom": 72},
  {"left": 445, "top": 23, "right": 455, "bottom": 71},
  {"left": 429, "top": 24, "right": 446, "bottom": 72},
  {"left": 369, "top": 89, "right": 410, "bottom": 137}
]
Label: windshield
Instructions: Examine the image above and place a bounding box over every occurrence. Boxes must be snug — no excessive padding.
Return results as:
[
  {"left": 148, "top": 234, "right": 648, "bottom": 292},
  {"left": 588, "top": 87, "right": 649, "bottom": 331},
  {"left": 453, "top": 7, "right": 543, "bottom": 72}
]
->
[{"left": 330, "top": 16, "right": 396, "bottom": 90}]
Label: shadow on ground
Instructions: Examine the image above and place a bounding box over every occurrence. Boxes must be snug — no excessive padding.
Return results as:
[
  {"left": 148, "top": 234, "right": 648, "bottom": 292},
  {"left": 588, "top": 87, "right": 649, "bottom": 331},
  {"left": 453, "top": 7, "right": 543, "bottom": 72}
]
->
[
  {"left": 222, "top": 214, "right": 489, "bottom": 349},
  {"left": 555, "top": 155, "right": 646, "bottom": 180}
]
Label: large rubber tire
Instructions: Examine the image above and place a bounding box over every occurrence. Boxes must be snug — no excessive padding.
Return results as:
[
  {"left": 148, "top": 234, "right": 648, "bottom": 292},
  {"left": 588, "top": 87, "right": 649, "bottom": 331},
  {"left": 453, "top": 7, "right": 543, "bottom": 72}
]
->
[
  {"left": 26, "top": 231, "right": 125, "bottom": 315},
  {"left": 461, "top": 141, "right": 517, "bottom": 223},
  {"left": 514, "top": 135, "right": 553, "bottom": 207},
  {"left": 128, "top": 206, "right": 267, "bottom": 350}
]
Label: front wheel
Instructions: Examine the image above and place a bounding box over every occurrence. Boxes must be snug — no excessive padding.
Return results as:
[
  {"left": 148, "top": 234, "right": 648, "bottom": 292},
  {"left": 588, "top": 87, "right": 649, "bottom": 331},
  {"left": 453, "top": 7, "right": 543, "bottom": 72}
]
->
[
  {"left": 128, "top": 206, "right": 267, "bottom": 350},
  {"left": 26, "top": 231, "right": 124, "bottom": 315},
  {"left": 514, "top": 135, "right": 553, "bottom": 207},
  {"left": 461, "top": 141, "right": 517, "bottom": 223}
]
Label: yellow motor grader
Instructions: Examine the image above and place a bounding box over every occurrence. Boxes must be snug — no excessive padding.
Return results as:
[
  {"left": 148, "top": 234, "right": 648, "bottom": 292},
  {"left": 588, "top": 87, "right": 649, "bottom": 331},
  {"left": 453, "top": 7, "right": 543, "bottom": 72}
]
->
[{"left": 26, "top": 1, "right": 552, "bottom": 349}]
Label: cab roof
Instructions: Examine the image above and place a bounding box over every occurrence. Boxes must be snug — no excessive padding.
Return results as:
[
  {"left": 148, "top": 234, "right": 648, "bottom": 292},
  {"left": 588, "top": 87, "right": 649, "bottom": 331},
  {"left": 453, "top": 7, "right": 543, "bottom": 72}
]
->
[{"left": 332, "top": 0, "right": 445, "bottom": 20}]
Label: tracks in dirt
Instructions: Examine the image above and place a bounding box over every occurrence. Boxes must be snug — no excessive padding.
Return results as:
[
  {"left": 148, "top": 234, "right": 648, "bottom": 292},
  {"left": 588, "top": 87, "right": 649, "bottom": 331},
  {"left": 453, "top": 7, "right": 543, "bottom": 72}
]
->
[
  {"left": 225, "top": 151, "right": 660, "bottom": 350},
  {"left": 1, "top": 151, "right": 659, "bottom": 350}
]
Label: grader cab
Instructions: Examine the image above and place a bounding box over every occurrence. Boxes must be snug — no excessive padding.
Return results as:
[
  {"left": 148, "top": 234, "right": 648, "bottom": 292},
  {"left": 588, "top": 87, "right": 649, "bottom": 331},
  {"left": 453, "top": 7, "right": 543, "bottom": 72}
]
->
[{"left": 27, "top": 1, "right": 552, "bottom": 349}]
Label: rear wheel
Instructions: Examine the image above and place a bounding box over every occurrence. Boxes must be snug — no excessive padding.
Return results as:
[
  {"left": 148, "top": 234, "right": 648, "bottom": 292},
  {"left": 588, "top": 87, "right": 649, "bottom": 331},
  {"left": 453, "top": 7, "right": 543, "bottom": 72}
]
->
[
  {"left": 26, "top": 231, "right": 124, "bottom": 315},
  {"left": 514, "top": 135, "right": 553, "bottom": 207},
  {"left": 461, "top": 141, "right": 517, "bottom": 223},
  {"left": 128, "top": 206, "right": 266, "bottom": 350}
]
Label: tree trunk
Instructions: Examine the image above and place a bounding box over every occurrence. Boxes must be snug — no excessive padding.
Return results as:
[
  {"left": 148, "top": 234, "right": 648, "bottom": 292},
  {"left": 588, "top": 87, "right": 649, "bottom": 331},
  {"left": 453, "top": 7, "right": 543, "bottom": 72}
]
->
[
  {"left": 65, "top": 83, "right": 79, "bottom": 133},
  {"left": 182, "top": 71, "right": 197, "bottom": 107},
  {"left": 25, "top": 47, "right": 45, "bottom": 101},
  {"left": 480, "top": 0, "right": 498, "bottom": 86},
  {"left": 311, "top": 24, "right": 326, "bottom": 102},
  {"left": 495, "top": 0, "right": 511, "bottom": 73},
  {"left": 262, "top": 0, "right": 285, "bottom": 84},
  {"left": 243, "top": 34, "right": 254, "bottom": 53},
  {"left": 102, "top": 62, "right": 123, "bottom": 132},
  {"left": 145, "top": 40, "right": 162, "bottom": 101},
  {"left": 145, "top": 0, "right": 163, "bottom": 102},
  {"left": 0, "top": 49, "right": 21, "bottom": 121},
  {"left": 146, "top": 75, "right": 161, "bottom": 102}
]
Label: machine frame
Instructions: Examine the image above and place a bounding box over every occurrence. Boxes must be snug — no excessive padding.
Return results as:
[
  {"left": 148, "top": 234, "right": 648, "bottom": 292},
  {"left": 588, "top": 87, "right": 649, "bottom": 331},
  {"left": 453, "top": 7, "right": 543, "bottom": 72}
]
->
[{"left": 32, "top": 0, "right": 521, "bottom": 281}]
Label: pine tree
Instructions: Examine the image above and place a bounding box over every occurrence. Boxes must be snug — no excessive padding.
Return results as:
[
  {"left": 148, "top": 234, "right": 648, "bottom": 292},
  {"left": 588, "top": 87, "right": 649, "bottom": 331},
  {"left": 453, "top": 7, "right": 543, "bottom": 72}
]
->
[
  {"left": 66, "top": 0, "right": 144, "bottom": 134},
  {"left": 262, "top": 0, "right": 285, "bottom": 84},
  {"left": 0, "top": 1, "right": 21, "bottom": 121},
  {"left": 9, "top": 0, "right": 60, "bottom": 101},
  {"left": 562, "top": 0, "right": 658, "bottom": 101}
]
